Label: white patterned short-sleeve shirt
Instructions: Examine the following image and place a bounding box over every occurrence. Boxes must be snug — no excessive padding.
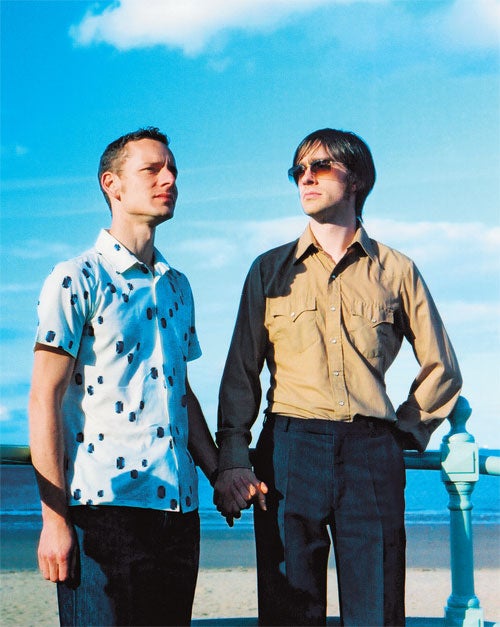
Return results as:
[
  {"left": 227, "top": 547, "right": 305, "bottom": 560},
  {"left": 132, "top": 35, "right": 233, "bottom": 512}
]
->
[{"left": 35, "top": 229, "right": 202, "bottom": 512}]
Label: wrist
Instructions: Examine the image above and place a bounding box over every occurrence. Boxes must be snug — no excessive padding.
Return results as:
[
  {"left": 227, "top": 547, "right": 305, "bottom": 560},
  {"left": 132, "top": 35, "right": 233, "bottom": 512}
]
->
[{"left": 208, "top": 467, "right": 219, "bottom": 487}]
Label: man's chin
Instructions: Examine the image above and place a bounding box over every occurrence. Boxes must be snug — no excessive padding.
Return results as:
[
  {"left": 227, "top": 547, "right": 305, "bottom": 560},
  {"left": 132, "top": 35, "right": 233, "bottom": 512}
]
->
[{"left": 156, "top": 208, "right": 175, "bottom": 224}]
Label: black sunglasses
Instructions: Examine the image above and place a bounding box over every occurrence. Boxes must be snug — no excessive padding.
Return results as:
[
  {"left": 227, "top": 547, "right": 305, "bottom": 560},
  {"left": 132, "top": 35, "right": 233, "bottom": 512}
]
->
[{"left": 288, "top": 158, "right": 339, "bottom": 184}]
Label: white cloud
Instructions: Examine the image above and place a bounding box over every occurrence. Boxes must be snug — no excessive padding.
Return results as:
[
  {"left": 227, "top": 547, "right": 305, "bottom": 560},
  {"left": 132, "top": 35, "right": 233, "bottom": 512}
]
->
[
  {"left": 365, "top": 218, "right": 500, "bottom": 273},
  {"left": 428, "top": 0, "right": 500, "bottom": 51},
  {"left": 169, "top": 216, "right": 307, "bottom": 275},
  {"left": 179, "top": 216, "right": 500, "bottom": 277},
  {"left": 6, "top": 239, "right": 76, "bottom": 261},
  {"left": 70, "top": 0, "right": 384, "bottom": 54},
  {"left": 439, "top": 301, "right": 500, "bottom": 326},
  {"left": 0, "top": 144, "right": 29, "bottom": 159},
  {"left": 69, "top": 0, "right": 499, "bottom": 55}
]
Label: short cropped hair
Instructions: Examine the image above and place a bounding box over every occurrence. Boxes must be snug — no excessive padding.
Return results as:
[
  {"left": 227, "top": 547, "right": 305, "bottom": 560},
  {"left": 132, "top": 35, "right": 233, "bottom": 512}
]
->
[
  {"left": 98, "top": 127, "right": 170, "bottom": 209},
  {"left": 292, "top": 128, "right": 376, "bottom": 219}
]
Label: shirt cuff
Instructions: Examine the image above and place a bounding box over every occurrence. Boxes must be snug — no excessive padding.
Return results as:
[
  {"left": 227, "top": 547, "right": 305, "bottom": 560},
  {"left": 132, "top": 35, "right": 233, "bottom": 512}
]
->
[
  {"left": 395, "top": 404, "right": 443, "bottom": 452},
  {"left": 217, "top": 432, "right": 253, "bottom": 472}
]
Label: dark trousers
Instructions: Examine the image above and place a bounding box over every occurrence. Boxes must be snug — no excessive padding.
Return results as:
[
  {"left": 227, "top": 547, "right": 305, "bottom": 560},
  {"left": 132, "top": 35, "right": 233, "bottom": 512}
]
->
[
  {"left": 57, "top": 505, "right": 200, "bottom": 626},
  {"left": 253, "top": 415, "right": 406, "bottom": 627}
]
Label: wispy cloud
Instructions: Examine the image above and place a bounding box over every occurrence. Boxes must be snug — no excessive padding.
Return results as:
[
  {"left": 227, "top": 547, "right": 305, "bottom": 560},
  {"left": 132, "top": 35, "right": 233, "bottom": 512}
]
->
[
  {"left": 0, "top": 144, "right": 29, "bottom": 159},
  {"left": 177, "top": 215, "right": 500, "bottom": 269},
  {"left": 0, "top": 404, "right": 11, "bottom": 422},
  {"left": 1, "top": 175, "right": 94, "bottom": 192},
  {"left": 439, "top": 301, "right": 500, "bottom": 326},
  {"left": 69, "top": 0, "right": 499, "bottom": 55},
  {"left": 68, "top": 0, "right": 386, "bottom": 54},
  {"left": 5, "top": 239, "right": 76, "bottom": 262},
  {"left": 177, "top": 216, "right": 307, "bottom": 267},
  {"left": 0, "top": 283, "right": 42, "bottom": 294},
  {"left": 427, "top": 0, "right": 500, "bottom": 51}
]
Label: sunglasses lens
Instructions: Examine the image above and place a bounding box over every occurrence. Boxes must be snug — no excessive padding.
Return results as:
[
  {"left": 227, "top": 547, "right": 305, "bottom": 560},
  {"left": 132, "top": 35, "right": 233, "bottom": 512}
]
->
[
  {"left": 310, "top": 160, "right": 333, "bottom": 175},
  {"left": 288, "top": 159, "right": 335, "bottom": 183},
  {"left": 288, "top": 165, "right": 304, "bottom": 182}
]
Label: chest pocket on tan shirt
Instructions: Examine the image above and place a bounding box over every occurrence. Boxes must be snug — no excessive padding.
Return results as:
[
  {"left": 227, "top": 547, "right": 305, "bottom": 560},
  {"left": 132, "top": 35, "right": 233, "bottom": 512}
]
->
[
  {"left": 346, "top": 302, "right": 397, "bottom": 360},
  {"left": 267, "top": 296, "right": 320, "bottom": 354}
]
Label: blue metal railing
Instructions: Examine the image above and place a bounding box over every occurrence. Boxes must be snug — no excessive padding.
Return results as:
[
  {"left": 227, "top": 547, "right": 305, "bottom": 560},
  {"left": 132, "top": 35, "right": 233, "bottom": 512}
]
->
[{"left": 1, "top": 396, "right": 498, "bottom": 626}]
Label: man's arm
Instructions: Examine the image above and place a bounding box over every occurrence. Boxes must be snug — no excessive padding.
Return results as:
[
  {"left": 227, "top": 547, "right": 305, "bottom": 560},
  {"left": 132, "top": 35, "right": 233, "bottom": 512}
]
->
[
  {"left": 186, "top": 378, "right": 263, "bottom": 526},
  {"left": 214, "top": 260, "right": 269, "bottom": 520},
  {"left": 186, "top": 376, "right": 219, "bottom": 485},
  {"left": 28, "top": 345, "right": 77, "bottom": 583},
  {"left": 396, "top": 262, "right": 462, "bottom": 451}
]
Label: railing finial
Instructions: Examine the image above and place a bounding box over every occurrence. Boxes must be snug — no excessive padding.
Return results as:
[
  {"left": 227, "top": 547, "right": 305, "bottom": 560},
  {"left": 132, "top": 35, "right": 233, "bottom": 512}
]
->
[{"left": 443, "top": 395, "right": 474, "bottom": 444}]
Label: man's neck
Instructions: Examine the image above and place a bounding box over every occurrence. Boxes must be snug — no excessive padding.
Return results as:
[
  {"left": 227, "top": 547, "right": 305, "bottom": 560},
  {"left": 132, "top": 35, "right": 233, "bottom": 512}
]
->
[
  {"left": 109, "top": 222, "right": 156, "bottom": 269},
  {"left": 309, "top": 219, "right": 357, "bottom": 265}
]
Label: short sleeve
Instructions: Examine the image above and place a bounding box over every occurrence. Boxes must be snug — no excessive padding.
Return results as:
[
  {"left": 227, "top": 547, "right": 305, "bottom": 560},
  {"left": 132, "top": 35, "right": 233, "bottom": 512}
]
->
[{"left": 35, "top": 260, "right": 92, "bottom": 357}]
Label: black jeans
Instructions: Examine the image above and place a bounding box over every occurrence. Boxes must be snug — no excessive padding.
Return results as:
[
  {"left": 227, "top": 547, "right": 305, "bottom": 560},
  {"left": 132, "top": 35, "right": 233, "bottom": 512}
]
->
[
  {"left": 58, "top": 506, "right": 200, "bottom": 626},
  {"left": 253, "top": 415, "right": 406, "bottom": 627}
]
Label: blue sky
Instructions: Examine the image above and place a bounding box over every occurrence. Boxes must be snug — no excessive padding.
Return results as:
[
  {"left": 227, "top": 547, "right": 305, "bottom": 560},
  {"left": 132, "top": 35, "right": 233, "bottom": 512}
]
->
[{"left": 1, "top": 0, "right": 499, "bottom": 449}]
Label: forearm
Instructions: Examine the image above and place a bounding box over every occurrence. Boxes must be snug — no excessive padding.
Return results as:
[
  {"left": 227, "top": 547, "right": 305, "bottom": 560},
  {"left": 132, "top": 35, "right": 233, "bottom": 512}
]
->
[
  {"left": 216, "top": 356, "right": 263, "bottom": 470},
  {"left": 28, "top": 347, "right": 77, "bottom": 583},
  {"left": 29, "top": 347, "right": 75, "bottom": 521},
  {"left": 29, "top": 392, "right": 69, "bottom": 522},
  {"left": 217, "top": 260, "right": 268, "bottom": 469},
  {"left": 186, "top": 381, "right": 219, "bottom": 484}
]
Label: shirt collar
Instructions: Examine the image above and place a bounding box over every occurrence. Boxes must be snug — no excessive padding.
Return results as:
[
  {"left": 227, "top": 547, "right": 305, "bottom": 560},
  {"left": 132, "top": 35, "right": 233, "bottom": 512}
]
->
[
  {"left": 294, "top": 226, "right": 318, "bottom": 263},
  {"left": 350, "top": 224, "right": 377, "bottom": 261},
  {"left": 95, "top": 229, "right": 171, "bottom": 275},
  {"left": 294, "top": 222, "right": 376, "bottom": 264}
]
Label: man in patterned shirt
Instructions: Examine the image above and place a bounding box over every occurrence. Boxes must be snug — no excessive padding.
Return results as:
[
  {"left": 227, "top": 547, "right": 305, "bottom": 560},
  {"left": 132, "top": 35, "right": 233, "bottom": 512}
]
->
[
  {"left": 214, "top": 128, "right": 462, "bottom": 626},
  {"left": 29, "top": 127, "right": 219, "bottom": 626}
]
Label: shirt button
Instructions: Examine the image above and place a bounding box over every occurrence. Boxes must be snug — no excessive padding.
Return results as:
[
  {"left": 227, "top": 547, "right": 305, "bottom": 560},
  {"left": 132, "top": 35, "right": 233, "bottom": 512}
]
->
[
  {"left": 339, "top": 400, "right": 345, "bottom": 406},
  {"left": 371, "top": 318, "right": 377, "bottom": 323},
  {"left": 333, "top": 371, "right": 340, "bottom": 376},
  {"left": 330, "top": 338, "right": 337, "bottom": 344},
  {"left": 330, "top": 306, "right": 336, "bottom": 311},
  {"left": 290, "top": 312, "right": 295, "bottom": 317}
]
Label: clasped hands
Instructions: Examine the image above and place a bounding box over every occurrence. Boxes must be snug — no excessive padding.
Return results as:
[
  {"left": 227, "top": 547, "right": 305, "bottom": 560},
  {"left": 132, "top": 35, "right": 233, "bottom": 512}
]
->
[{"left": 213, "top": 468, "right": 268, "bottom": 527}]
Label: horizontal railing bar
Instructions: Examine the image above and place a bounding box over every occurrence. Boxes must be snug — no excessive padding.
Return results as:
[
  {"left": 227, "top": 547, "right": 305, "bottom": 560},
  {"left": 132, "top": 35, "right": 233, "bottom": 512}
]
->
[
  {"left": 479, "top": 453, "right": 500, "bottom": 476},
  {"left": 1, "top": 444, "right": 498, "bottom": 475},
  {"left": 403, "top": 451, "right": 442, "bottom": 470},
  {"left": 0, "top": 444, "right": 31, "bottom": 465}
]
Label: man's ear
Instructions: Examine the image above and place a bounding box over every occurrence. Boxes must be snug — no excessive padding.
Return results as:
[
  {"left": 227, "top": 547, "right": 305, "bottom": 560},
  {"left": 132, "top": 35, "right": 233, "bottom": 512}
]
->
[{"left": 101, "top": 171, "right": 121, "bottom": 202}]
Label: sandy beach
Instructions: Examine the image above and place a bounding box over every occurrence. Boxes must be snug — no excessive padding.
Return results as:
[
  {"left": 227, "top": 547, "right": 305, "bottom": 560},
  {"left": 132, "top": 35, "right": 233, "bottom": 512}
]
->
[{"left": 1, "top": 524, "right": 499, "bottom": 626}]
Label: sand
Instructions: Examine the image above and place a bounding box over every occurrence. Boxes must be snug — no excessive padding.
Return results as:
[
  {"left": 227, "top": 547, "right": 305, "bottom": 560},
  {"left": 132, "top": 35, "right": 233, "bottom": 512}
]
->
[{"left": 1, "top": 524, "right": 499, "bottom": 626}]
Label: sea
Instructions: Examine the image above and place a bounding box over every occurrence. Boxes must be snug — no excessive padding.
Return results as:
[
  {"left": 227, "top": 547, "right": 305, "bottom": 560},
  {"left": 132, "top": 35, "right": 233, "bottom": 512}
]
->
[{"left": 1, "top": 452, "right": 499, "bottom": 532}]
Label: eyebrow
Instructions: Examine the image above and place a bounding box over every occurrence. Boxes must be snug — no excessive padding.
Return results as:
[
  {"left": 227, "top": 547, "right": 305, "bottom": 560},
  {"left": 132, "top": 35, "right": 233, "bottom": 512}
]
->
[{"left": 141, "top": 161, "right": 178, "bottom": 173}]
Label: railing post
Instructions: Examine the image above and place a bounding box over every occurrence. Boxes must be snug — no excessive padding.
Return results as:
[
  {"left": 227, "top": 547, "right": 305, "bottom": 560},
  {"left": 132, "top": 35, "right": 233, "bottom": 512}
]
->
[{"left": 441, "top": 396, "right": 484, "bottom": 627}]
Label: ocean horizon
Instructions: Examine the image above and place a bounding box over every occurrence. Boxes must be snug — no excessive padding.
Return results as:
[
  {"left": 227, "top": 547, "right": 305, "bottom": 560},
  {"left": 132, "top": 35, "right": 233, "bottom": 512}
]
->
[{"left": 1, "top": 453, "right": 499, "bottom": 532}]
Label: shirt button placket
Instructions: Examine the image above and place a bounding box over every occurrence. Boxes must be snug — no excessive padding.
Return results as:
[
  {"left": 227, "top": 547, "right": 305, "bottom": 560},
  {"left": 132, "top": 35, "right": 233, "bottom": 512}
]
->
[{"left": 326, "top": 278, "right": 348, "bottom": 416}]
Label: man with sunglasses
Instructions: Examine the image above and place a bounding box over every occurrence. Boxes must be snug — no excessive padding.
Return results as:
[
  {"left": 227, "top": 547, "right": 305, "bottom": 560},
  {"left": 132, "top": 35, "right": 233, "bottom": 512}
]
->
[{"left": 214, "top": 128, "right": 462, "bottom": 626}]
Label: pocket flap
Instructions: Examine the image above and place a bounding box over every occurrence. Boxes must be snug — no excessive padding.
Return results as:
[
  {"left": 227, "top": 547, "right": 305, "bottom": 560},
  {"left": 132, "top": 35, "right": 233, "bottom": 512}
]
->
[
  {"left": 351, "top": 302, "right": 394, "bottom": 325},
  {"left": 270, "top": 296, "right": 317, "bottom": 322}
]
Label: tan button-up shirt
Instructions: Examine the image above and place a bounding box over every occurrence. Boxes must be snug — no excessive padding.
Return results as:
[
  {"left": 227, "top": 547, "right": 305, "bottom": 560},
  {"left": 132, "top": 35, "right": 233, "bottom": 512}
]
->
[{"left": 217, "top": 225, "right": 462, "bottom": 469}]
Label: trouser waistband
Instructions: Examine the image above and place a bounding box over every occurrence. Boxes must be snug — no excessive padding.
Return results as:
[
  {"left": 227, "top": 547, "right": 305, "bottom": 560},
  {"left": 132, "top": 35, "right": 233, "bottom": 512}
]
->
[{"left": 264, "top": 413, "right": 394, "bottom": 436}]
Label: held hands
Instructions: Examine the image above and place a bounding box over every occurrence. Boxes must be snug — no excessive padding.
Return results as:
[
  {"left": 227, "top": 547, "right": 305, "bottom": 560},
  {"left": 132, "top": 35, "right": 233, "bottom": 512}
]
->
[
  {"left": 213, "top": 468, "right": 268, "bottom": 527},
  {"left": 37, "top": 515, "right": 77, "bottom": 583}
]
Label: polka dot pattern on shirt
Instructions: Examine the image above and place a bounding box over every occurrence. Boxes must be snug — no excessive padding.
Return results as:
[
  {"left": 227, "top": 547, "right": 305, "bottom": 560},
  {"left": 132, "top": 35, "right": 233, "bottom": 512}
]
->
[{"left": 35, "top": 230, "right": 201, "bottom": 512}]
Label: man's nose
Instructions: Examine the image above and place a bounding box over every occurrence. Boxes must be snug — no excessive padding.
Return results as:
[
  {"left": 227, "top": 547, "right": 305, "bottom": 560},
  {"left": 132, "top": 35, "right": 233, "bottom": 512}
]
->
[
  {"left": 300, "top": 165, "right": 316, "bottom": 184},
  {"left": 159, "top": 165, "right": 176, "bottom": 185}
]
